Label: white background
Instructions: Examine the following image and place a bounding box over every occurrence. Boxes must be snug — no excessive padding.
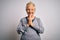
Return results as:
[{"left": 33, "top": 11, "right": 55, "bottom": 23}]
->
[{"left": 0, "top": 0, "right": 60, "bottom": 40}]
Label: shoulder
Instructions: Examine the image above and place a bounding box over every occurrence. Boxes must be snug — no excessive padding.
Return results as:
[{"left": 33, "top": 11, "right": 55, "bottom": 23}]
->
[
  {"left": 35, "top": 17, "right": 42, "bottom": 23},
  {"left": 21, "top": 17, "right": 26, "bottom": 20},
  {"left": 35, "top": 17, "right": 40, "bottom": 20},
  {"left": 20, "top": 16, "right": 27, "bottom": 22}
]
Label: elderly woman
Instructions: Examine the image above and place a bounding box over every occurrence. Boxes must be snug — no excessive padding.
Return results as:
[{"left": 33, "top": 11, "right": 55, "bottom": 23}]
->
[{"left": 17, "top": 1, "right": 44, "bottom": 40}]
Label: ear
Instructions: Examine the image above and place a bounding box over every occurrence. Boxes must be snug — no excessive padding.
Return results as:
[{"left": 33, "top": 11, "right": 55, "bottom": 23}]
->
[{"left": 26, "top": 8, "right": 27, "bottom": 12}]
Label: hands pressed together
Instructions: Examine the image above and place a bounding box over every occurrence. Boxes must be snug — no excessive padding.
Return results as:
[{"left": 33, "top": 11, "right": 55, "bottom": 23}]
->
[{"left": 27, "top": 15, "right": 35, "bottom": 27}]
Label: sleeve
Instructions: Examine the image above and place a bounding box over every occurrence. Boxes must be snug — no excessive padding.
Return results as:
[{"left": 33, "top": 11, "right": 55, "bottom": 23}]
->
[
  {"left": 32, "top": 18, "right": 44, "bottom": 34},
  {"left": 17, "top": 19, "right": 24, "bottom": 34}
]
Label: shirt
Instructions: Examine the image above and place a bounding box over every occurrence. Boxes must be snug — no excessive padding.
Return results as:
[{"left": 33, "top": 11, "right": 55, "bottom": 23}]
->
[{"left": 17, "top": 16, "right": 44, "bottom": 40}]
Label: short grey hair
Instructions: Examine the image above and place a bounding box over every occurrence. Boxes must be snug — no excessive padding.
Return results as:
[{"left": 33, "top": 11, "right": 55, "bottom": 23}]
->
[{"left": 26, "top": 1, "right": 35, "bottom": 7}]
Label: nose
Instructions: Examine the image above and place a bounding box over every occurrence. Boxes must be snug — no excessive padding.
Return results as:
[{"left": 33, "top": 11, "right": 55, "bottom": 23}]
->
[{"left": 29, "top": 9, "right": 32, "bottom": 13}]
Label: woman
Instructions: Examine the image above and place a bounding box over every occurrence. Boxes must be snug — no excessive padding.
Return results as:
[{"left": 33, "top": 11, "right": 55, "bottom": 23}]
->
[{"left": 17, "top": 1, "right": 44, "bottom": 40}]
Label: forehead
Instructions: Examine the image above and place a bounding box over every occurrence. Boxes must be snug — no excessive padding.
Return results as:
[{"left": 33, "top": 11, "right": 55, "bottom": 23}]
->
[{"left": 26, "top": 4, "right": 35, "bottom": 9}]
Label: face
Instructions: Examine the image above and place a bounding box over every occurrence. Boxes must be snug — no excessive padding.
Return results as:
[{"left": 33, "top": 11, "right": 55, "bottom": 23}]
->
[{"left": 26, "top": 4, "right": 35, "bottom": 17}]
